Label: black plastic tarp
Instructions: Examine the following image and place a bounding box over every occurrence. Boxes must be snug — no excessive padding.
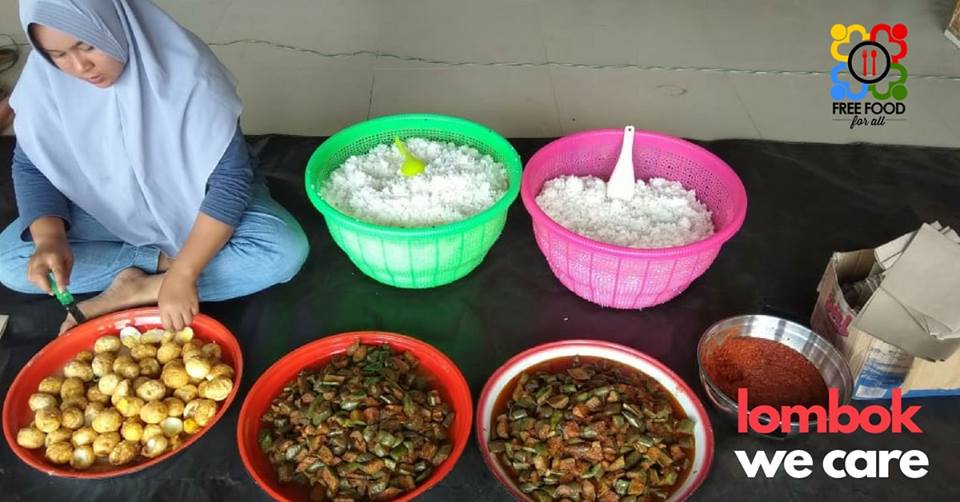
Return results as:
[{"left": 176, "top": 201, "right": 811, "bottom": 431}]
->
[{"left": 1, "top": 135, "right": 958, "bottom": 501}]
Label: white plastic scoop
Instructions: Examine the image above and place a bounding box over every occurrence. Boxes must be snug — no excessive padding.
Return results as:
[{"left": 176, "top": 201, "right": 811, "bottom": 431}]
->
[{"left": 606, "top": 125, "right": 636, "bottom": 201}]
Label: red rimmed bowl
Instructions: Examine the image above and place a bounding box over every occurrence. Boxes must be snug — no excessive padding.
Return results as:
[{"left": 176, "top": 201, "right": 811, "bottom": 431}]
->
[
  {"left": 2, "top": 307, "right": 244, "bottom": 478},
  {"left": 237, "top": 331, "right": 472, "bottom": 502},
  {"left": 476, "top": 340, "right": 714, "bottom": 501}
]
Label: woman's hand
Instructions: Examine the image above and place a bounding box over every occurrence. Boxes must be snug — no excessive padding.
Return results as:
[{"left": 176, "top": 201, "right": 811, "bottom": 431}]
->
[
  {"left": 28, "top": 233, "right": 73, "bottom": 295},
  {"left": 157, "top": 212, "right": 235, "bottom": 331},
  {"left": 158, "top": 268, "right": 199, "bottom": 331}
]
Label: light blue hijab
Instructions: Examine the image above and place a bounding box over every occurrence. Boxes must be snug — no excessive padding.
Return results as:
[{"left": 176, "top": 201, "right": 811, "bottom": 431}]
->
[{"left": 10, "top": 0, "right": 242, "bottom": 256}]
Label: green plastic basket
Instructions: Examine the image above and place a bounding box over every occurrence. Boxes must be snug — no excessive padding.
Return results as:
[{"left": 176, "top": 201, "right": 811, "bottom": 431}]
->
[{"left": 305, "top": 114, "right": 522, "bottom": 288}]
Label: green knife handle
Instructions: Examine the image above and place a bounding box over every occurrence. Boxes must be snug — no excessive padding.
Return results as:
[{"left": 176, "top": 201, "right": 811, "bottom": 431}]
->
[{"left": 48, "top": 273, "right": 75, "bottom": 305}]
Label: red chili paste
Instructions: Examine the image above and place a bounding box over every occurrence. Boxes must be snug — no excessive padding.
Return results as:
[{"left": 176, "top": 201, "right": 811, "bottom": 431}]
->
[{"left": 703, "top": 337, "right": 828, "bottom": 407}]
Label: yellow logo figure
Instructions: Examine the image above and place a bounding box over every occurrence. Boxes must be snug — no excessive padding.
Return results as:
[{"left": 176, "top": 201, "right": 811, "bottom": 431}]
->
[{"left": 831, "top": 24, "right": 870, "bottom": 61}]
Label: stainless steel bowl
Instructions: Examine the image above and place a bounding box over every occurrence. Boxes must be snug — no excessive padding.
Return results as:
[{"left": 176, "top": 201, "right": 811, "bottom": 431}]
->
[{"left": 696, "top": 315, "right": 853, "bottom": 438}]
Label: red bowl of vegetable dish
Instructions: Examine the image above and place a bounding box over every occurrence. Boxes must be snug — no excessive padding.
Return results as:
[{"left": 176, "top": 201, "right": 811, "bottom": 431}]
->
[
  {"left": 477, "top": 340, "right": 714, "bottom": 502},
  {"left": 237, "top": 331, "right": 472, "bottom": 502}
]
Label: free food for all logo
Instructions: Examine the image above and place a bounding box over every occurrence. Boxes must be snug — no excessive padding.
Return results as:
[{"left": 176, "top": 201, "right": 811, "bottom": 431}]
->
[{"left": 830, "top": 23, "right": 908, "bottom": 128}]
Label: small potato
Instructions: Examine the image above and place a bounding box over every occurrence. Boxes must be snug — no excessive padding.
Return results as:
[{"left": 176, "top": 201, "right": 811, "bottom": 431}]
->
[
  {"left": 139, "top": 357, "right": 161, "bottom": 377},
  {"left": 156, "top": 342, "right": 181, "bottom": 365},
  {"left": 60, "top": 396, "right": 88, "bottom": 411},
  {"left": 180, "top": 341, "right": 201, "bottom": 361},
  {"left": 86, "top": 386, "right": 110, "bottom": 404},
  {"left": 28, "top": 392, "right": 58, "bottom": 412},
  {"left": 162, "top": 359, "right": 183, "bottom": 372},
  {"left": 60, "top": 378, "right": 86, "bottom": 399},
  {"left": 169, "top": 433, "right": 184, "bottom": 450},
  {"left": 173, "top": 385, "right": 198, "bottom": 403},
  {"left": 136, "top": 379, "right": 167, "bottom": 402},
  {"left": 120, "top": 327, "right": 141, "bottom": 348},
  {"left": 71, "top": 426, "right": 98, "bottom": 447},
  {"left": 92, "top": 431, "right": 121, "bottom": 457},
  {"left": 61, "top": 407, "right": 85, "bottom": 429},
  {"left": 140, "top": 401, "right": 168, "bottom": 424},
  {"left": 162, "top": 365, "right": 190, "bottom": 389},
  {"left": 133, "top": 376, "right": 150, "bottom": 392},
  {"left": 142, "top": 434, "right": 168, "bottom": 458},
  {"left": 121, "top": 418, "right": 144, "bottom": 442},
  {"left": 16, "top": 427, "right": 46, "bottom": 449},
  {"left": 91, "top": 353, "right": 116, "bottom": 377},
  {"left": 71, "top": 444, "right": 96, "bottom": 470},
  {"left": 110, "top": 379, "right": 133, "bottom": 406},
  {"left": 198, "top": 377, "right": 233, "bottom": 402},
  {"left": 200, "top": 343, "right": 222, "bottom": 361},
  {"left": 45, "top": 441, "right": 73, "bottom": 464},
  {"left": 92, "top": 408, "right": 122, "bottom": 433},
  {"left": 207, "top": 363, "right": 235, "bottom": 381},
  {"left": 141, "top": 328, "right": 164, "bottom": 345},
  {"left": 130, "top": 343, "right": 158, "bottom": 361},
  {"left": 185, "top": 358, "right": 211, "bottom": 380},
  {"left": 75, "top": 350, "right": 95, "bottom": 363},
  {"left": 142, "top": 423, "right": 163, "bottom": 442},
  {"left": 183, "top": 399, "right": 197, "bottom": 418},
  {"left": 160, "top": 417, "right": 183, "bottom": 437},
  {"left": 64, "top": 360, "right": 95, "bottom": 382},
  {"left": 45, "top": 427, "right": 73, "bottom": 448},
  {"left": 84, "top": 402, "right": 105, "bottom": 426},
  {"left": 185, "top": 399, "right": 217, "bottom": 427},
  {"left": 108, "top": 440, "right": 138, "bottom": 466},
  {"left": 113, "top": 354, "right": 134, "bottom": 371},
  {"left": 119, "top": 325, "right": 143, "bottom": 339},
  {"left": 114, "top": 356, "right": 140, "bottom": 379},
  {"left": 98, "top": 373, "right": 123, "bottom": 396},
  {"left": 163, "top": 397, "right": 185, "bottom": 417},
  {"left": 35, "top": 407, "right": 62, "bottom": 433},
  {"left": 115, "top": 396, "right": 145, "bottom": 418},
  {"left": 183, "top": 418, "right": 199, "bottom": 435},
  {"left": 94, "top": 335, "right": 121, "bottom": 354},
  {"left": 38, "top": 376, "right": 63, "bottom": 395},
  {"left": 161, "top": 330, "right": 176, "bottom": 343},
  {"left": 174, "top": 326, "right": 194, "bottom": 344}
]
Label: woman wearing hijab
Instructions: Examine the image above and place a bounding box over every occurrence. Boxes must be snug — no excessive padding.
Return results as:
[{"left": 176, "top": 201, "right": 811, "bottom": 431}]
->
[{"left": 0, "top": 0, "right": 310, "bottom": 333}]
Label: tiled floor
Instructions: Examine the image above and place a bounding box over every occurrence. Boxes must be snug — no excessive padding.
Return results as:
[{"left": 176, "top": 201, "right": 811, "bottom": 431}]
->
[{"left": 1, "top": 0, "right": 958, "bottom": 146}]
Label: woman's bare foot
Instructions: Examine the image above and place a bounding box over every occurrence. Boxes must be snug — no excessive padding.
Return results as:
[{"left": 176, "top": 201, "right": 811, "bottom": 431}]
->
[{"left": 59, "top": 268, "right": 165, "bottom": 334}]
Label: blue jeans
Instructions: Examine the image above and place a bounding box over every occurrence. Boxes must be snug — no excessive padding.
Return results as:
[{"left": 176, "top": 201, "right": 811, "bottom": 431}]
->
[{"left": 0, "top": 185, "right": 309, "bottom": 301}]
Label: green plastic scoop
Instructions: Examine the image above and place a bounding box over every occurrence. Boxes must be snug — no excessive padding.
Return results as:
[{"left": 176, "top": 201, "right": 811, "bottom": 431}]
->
[{"left": 394, "top": 137, "right": 426, "bottom": 177}]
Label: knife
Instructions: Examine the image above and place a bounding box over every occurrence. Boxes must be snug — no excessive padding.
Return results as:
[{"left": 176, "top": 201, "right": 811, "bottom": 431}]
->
[{"left": 49, "top": 274, "right": 86, "bottom": 324}]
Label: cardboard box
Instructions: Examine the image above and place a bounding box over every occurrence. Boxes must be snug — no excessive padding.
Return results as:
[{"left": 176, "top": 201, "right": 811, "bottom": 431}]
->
[
  {"left": 947, "top": 0, "right": 960, "bottom": 49},
  {"left": 811, "top": 249, "right": 960, "bottom": 399}
]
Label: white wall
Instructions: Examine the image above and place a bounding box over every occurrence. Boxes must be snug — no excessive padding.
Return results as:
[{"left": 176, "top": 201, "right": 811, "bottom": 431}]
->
[{"left": 2, "top": 0, "right": 958, "bottom": 146}]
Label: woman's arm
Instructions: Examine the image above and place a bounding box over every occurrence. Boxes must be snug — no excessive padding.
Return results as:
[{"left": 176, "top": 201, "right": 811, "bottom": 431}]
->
[
  {"left": 157, "top": 124, "right": 253, "bottom": 330},
  {"left": 197, "top": 124, "right": 254, "bottom": 228},
  {"left": 12, "top": 142, "right": 71, "bottom": 236},
  {"left": 12, "top": 143, "right": 74, "bottom": 292}
]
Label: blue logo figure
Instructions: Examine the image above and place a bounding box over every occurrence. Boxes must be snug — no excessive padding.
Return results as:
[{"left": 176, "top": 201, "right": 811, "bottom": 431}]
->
[{"left": 830, "top": 62, "right": 868, "bottom": 101}]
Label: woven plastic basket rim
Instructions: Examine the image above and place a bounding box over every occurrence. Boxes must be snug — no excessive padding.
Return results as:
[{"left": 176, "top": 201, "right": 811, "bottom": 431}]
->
[
  {"left": 305, "top": 114, "right": 522, "bottom": 238},
  {"left": 520, "top": 128, "right": 748, "bottom": 258}
]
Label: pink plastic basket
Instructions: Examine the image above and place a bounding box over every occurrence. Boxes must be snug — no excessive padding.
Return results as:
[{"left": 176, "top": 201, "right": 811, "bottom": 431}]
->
[{"left": 521, "top": 129, "right": 747, "bottom": 309}]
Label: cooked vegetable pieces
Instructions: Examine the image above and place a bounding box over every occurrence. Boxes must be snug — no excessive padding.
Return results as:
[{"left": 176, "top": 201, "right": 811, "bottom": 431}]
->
[
  {"left": 260, "top": 342, "right": 455, "bottom": 501},
  {"left": 489, "top": 358, "right": 695, "bottom": 502}
]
